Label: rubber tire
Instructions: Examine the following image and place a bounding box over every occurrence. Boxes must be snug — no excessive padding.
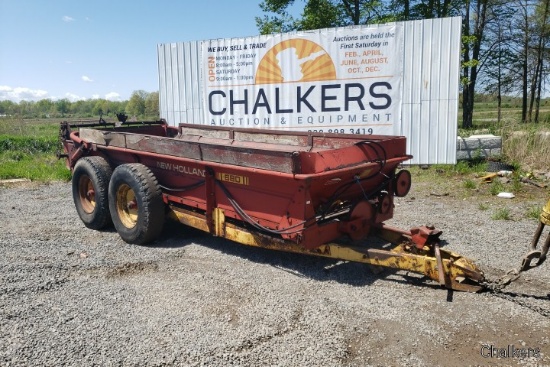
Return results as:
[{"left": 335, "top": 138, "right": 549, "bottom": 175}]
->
[
  {"left": 72, "top": 156, "right": 113, "bottom": 230},
  {"left": 108, "top": 163, "right": 165, "bottom": 245}
]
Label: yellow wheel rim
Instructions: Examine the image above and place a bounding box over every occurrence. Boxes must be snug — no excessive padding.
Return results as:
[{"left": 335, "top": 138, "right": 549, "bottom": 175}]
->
[
  {"left": 78, "top": 175, "right": 96, "bottom": 214},
  {"left": 116, "top": 184, "right": 138, "bottom": 229}
]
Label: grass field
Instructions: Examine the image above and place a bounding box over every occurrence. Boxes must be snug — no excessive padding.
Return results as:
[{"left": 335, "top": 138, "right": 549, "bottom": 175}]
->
[
  {"left": 459, "top": 97, "right": 550, "bottom": 130},
  {"left": 0, "top": 118, "right": 71, "bottom": 181}
]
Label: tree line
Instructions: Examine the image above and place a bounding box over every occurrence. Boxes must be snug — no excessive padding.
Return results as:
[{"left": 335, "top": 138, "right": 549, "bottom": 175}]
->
[
  {"left": 257, "top": 0, "right": 550, "bottom": 128},
  {"left": 0, "top": 91, "right": 159, "bottom": 120}
]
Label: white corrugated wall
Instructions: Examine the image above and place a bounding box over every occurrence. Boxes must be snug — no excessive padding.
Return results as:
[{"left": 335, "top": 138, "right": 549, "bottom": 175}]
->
[
  {"left": 158, "top": 41, "right": 203, "bottom": 126},
  {"left": 399, "top": 17, "right": 461, "bottom": 164},
  {"left": 157, "top": 17, "right": 461, "bottom": 164}
]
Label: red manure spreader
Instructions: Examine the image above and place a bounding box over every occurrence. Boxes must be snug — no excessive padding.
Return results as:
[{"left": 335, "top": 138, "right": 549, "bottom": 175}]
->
[{"left": 60, "top": 119, "right": 495, "bottom": 292}]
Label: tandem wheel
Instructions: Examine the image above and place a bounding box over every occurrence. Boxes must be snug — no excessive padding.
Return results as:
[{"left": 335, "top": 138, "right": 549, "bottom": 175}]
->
[
  {"left": 108, "top": 163, "right": 165, "bottom": 245},
  {"left": 72, "top": 156, "right": 113, "bottom": 230}
]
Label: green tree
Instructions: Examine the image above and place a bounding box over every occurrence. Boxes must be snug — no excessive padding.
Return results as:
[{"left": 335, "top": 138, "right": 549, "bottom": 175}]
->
[
  {"left": 256, "top": 0, "right": 299, "bottom": 33},
  {"left": 35, "top": 99, "right": 54, "bottom": 117},
  {"left": 528, "top": 0, "right": 550, "bottom": 122},
  {"left": 256, "top": 0, "right": 388, "bottom": 34},
  {"left": 145, "top": 92, "right": 159, "bottom": 118},
  {"left": 72, "top": 100, "right": 93, "bottom": 117},
  {"left": 477, "top": 4, "right": 517, "bottom": 124},
  {"left": 92, "top": 99, "right": 109, "bottom": 117},
  {"left": 55, "top": 99, "right": 70, "bottom": 118},
  {"left": 300, "top": 0, "right": 342, "bottom": 29},
  {"left": 125, "top": 90, "right": 148, "bottom": 117},
  {"left": 17, "top": 100, "right": 35, "bottom": 117},
  {"left": 461, "top": 0, "right": 489, "bottom": 129},
  {"left": 0, "top": 100, "right": 17, "bottom": 115}
]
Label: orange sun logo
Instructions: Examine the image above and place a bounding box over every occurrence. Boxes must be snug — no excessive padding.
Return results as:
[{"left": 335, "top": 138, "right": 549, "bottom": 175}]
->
[{"left": 255, "top": 39, "right": 336, "bottom": 84}]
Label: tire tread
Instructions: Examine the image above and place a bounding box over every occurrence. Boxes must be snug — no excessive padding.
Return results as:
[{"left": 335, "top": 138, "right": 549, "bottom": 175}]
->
[
  {"left": 108, "top": 163, "right": 164, "bottom": 245},
  {"left": 72, "top": 156, "right": 112, "bottom": 230}
]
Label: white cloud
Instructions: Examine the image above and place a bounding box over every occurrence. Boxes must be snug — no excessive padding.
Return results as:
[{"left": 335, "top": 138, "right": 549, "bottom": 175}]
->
[
  {"left": 62, "top": 15, "right": 75, "bottom": 22},
  {"left": 0, "top": 85, "right": 124, "bottom": 103},
  {"left": 81, "top": 75, "right": 93, "bottom": 82},
  {"left": 0, "top": 86, "right": 49, "bottom": 102},
  {"left": 105, "top": 92, "right": 121, "bottom": 101},
  {"left": 64, "top": 93, "right": 85, "bottom": 102}
]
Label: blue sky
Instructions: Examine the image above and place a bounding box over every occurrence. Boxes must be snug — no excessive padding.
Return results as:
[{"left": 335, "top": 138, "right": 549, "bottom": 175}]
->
[{"left": 0, "top": 0, "right": 279, "bottom": 102}]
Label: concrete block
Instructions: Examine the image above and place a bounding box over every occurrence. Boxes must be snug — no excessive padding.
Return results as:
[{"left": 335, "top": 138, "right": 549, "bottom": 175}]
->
[
  {"left": 490, "top": 148, "right": 502, "bottom": 157},
  {"left": 462, "top": 136, "right": 501, "bottom": 150},
  {"left": 456, "top": 148, "right": 490, "bottom": 160},
  {"left": 456, "top": 150, "right": 470, "bottom": 160},
  {"left": 456, "top": 135, "right": 502, "bottom": 161}
]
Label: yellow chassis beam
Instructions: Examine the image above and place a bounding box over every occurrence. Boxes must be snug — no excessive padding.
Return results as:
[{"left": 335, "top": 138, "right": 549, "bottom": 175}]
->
[{"left": 169, "top": 206, "right": 485, "bottom": 292}]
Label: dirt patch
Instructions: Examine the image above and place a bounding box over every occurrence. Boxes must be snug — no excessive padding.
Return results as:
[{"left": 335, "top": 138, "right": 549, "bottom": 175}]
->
[{"left": 106, "top": 261, "right": 159, "bottom": 278}]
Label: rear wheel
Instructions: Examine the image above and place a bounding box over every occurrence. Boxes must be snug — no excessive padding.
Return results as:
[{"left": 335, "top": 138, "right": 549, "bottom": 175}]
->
[
  {"left": 72, "top": 156, "right": 113, "bottom": 229},
  {"left": 108, "top": 164, "right": 165, "bottom": 245}
]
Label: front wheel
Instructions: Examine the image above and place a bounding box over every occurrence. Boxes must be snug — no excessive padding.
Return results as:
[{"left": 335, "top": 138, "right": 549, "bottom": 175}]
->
[
  {"left": 108, "top": 164, "right": 165, "bottom": 245},
  {"left": 72, "top": 156, "right": 112, "bottom": 229}
]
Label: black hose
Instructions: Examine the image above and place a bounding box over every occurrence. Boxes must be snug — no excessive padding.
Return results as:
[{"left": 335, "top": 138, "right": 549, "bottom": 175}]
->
[
  {"left": 159, "top": 180, "right": 205, "bottom": 192},
  {"left": 214, "top": 179, "right": 315, "bottom": 236},
  {"left": 318, "top": 140, "right": 389, "bottom": 216}
]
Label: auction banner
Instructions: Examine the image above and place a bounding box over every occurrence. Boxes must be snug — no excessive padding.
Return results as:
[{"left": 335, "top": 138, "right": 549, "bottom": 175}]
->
[{"left": 201, "top": 24, "right": 403, "bottom": 134}]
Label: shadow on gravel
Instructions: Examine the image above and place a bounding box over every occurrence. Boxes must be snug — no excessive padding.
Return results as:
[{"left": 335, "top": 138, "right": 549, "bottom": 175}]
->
[
  {"left": 148, "top": 220, "right": 447, "bottom": 289},
  {"left": 150, "top": 221, "right": 204, "bottom": 249}
]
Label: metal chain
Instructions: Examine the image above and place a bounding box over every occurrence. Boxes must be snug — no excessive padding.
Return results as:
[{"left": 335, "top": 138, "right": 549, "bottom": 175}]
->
[
  {"left": 491, "top": 291, "right": 550, "bottom": 318},
  {"left": 482, "top": 229, "right": 549, "bottom": 293},
  {"left": 480, "top": 268, "right": 550, "bottom": 318},
  {"left": 480, "top": 268, "right": 521, "bottom": 292}
]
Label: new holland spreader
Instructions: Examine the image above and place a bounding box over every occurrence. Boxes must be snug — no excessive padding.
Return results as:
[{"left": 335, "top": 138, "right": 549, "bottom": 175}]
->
[{"left": 59, "top": 119, "right": 490, "bottom": 292}]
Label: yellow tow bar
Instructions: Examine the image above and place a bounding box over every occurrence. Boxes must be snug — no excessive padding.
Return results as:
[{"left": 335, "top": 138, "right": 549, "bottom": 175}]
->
[{"left": 170, "top": 206, "right": 487, "bottom": 292}]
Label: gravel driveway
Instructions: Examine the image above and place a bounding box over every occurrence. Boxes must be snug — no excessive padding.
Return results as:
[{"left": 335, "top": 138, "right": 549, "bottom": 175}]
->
[{"left": 1, "top": 180, "right": 549, "bottom": 366}]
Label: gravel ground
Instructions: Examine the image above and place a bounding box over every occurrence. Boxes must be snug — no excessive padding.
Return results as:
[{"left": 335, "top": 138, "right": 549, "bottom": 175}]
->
[{"left": 1, "top": 180, "right": 549, "bottom": 366}]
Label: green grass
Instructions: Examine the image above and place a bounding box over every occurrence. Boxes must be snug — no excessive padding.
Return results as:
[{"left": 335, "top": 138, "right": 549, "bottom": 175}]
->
[
  {"left": 410, "top": 158, "right": 546, "bottom": 202},
  {"left": 491, "top": 207, "right": 511, "bottom": 220},
  {"left": 526, "top": 205, "right": 542, "bottom": 220},
  {"left": 501, "top": 125, "right": 550, "bottom": 171},
  {"left": 0, "top": 151, "right": 71, "bottom": 181},
  {"left": 478, "top": 202, "right": 489, "bottom": 211},
  {"left": 511, "top": 175, "right": 523, "bottom": 193},
  {"left": 463, "top": 178, "right": 477, "bottom": 189},
  {"left": 0, "top": 118, "right": 60, "bottom": 137},
  {"left": 489, "top": 180, "right": 505, "bottom": 195},
  {"left": 0, "top": 119, "right": 71, "bottom": 181},
  {"left": 0, "top": 134, "right": 60, "bottom": 154}
]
